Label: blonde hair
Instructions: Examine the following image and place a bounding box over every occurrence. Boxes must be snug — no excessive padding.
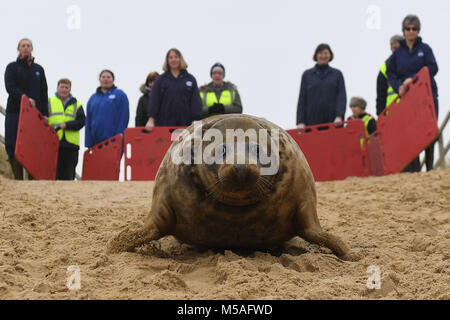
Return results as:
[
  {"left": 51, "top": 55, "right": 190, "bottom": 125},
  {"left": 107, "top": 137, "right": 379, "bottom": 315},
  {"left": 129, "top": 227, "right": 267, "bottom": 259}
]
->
[{"left": 163, "top": 48, "right": 188, "bottom": 72}]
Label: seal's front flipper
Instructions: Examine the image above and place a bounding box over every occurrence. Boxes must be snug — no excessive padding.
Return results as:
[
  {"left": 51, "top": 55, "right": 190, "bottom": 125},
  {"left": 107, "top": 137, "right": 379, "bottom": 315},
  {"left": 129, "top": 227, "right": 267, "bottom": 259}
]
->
[
  {"left": 107, "top": 223, "right": 163, "bottom": 253},
  {"left": 107, "top": 198, "right": 175, "bottom": 254},
  {"left": 299, "top": 228, "right": 360, "bottom": 261}
]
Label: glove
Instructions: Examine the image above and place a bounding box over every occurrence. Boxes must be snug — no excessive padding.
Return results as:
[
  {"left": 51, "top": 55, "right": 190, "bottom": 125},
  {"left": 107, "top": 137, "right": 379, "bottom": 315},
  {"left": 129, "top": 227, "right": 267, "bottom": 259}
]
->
[{"left": 209, "top": 103, "right": 225, "bottom": 115}]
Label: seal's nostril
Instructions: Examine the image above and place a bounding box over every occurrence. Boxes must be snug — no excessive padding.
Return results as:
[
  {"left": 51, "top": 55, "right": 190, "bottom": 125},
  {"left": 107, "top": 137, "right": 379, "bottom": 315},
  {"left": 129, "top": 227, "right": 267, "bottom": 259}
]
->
[{"left": 233, "top": 164, "right": 248, "bottom": 179}]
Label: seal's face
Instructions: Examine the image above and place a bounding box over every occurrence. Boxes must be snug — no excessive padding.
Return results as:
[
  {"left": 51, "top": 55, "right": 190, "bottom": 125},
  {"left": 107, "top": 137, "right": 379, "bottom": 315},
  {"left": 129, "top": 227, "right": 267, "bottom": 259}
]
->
[{"left": 196, "top": 117, "right": 279, "bottom": 206}]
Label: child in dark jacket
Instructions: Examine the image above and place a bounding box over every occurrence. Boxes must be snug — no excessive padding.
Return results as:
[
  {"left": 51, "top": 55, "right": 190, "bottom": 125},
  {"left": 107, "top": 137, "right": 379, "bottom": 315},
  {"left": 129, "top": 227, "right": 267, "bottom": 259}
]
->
[{"left": 347, "top": 97, "right": 377, "bottom": 138}]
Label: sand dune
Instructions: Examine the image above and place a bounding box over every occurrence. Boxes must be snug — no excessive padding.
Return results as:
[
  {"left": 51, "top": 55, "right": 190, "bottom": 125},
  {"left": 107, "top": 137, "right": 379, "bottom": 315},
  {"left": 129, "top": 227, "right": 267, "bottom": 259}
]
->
[{"left": 0, "top": 169, "right": 449, "bottom": 300}]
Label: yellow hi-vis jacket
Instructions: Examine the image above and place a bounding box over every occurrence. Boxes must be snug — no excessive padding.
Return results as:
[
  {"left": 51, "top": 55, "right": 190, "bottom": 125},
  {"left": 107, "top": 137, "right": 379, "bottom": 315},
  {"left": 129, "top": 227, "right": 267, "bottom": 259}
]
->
[
  {"left": 48, "top": 95, "right": 82, "bottom": 146},
  {"left": 380, "top": 63, "right": 399, "bottom": 109},
  {"left": 200, "top": 89, "right": 234, "bottom": 107},
  {"left": 360, "top": 114, "right": 374, "bottom": 148}
]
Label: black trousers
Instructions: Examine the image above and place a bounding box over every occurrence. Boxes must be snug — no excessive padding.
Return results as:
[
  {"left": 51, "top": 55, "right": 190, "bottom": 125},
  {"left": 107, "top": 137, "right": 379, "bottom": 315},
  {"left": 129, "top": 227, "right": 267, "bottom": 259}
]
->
[
  {"left": 5, "top": 113, "right": 20, "bottom": 159},
  {"left": 57, "top": 148, "right": 79, "bottom": 180},
  {"left": 424, "top": 140, "right": 435, "bottom": 171},
  {"left": 403, "top": 140, "right": 436, "bottom": 173}
]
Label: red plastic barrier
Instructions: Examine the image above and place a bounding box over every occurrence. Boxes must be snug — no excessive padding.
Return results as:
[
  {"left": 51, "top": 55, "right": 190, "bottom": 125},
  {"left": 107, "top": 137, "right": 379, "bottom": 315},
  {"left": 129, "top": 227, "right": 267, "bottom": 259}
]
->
[
  {"left": 287, "top": 120, "right": 370, "bottom": 182},
  {"left": 367, "top": 132, "right": 383, "bottom": 176},
  {"left": 82, "top": 134, "right": 123, "bottom": 180},
  {"left": 375, "top": 67, "right": 439, "bottom": 174},
  {"left": 124, "top": 127, "right": 186, "bottom": 181},
  {"left": 15, "top": 95, "right": 59, "bottom": 180}
]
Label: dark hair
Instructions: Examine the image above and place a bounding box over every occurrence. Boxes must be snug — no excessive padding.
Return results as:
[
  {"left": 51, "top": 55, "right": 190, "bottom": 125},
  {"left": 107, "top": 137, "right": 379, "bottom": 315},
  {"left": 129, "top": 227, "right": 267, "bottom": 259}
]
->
[
  {"left": 145, "top": 72, "right": 159, "bottom": 86},
  {"left": 210, "top": 62, "right": 225, "bottom": 78},
  {"left": 313, "top": 43, "right": 334, "bottom": 62},
  {"left": 402, "top": 14, "right": 421, "bottom": 32},
  {"left": 99, "top": 69, "right": 115, "bottom": 81}
]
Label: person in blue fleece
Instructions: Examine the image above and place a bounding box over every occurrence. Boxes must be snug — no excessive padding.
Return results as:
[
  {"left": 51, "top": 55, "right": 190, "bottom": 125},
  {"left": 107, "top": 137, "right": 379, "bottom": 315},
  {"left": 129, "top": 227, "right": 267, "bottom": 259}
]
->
[
  {"left": 386, "top": 14, "right": 439, "bottom": 172},
  {"left": 85, "top": 70, "right": 129, "bottom": 148}
]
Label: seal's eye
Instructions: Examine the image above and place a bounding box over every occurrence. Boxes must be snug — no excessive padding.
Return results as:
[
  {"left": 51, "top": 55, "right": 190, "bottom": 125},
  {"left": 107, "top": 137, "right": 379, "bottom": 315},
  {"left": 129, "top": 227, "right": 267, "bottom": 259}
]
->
[{"left": 216, "top": 144, "right": 227, "bottom": 158}]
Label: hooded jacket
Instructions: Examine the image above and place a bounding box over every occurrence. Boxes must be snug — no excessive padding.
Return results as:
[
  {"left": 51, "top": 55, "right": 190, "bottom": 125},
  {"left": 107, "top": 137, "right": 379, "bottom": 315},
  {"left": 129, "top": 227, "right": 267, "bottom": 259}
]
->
[
  {"left": 296, "top": 64, "right": 347, "bottom": 126},
  {"left": 135, "top": 84, "right": 151, "bottom": 127},
  {"left": 147, "top": 70, "right": 202, "bottom": 126},
  {"left": 199, "top": 81, "right": 243, "bottom": 119},
  {"left": 85, "top": 86, "right": 129, "bottom": 148},
  {"left": 386, "top": 37, "right": 438, "bottom": 117}
]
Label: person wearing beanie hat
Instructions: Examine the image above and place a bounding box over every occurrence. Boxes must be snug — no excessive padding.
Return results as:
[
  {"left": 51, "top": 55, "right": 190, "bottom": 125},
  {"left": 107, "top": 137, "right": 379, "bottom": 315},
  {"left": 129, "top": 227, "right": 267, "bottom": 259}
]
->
[
  {"left": 376, "top": 34, "right": 403, "bottom": 116},
  {"left": 199, "top": 62, "right": 243, "bottom": 119},
  {"left": 347, "top": 96, "right": 376, "bottom": 146},
  {"left": 210, "top": 63, "right": 225, "bottom": 77}
]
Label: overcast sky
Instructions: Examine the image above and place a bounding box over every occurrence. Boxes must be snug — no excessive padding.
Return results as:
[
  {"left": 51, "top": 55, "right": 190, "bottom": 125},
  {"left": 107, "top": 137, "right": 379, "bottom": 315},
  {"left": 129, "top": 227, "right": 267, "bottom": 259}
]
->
[{"left": 1, "top": 0, "right": 449, "bottom": 177}]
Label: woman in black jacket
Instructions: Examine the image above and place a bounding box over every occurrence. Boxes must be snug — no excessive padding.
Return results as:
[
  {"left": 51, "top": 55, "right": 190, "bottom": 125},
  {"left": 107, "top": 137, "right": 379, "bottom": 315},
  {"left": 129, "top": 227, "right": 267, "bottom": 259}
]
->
[
  {"left": 145, "top": 48, "right": 202, "bottom": 131},
  {"left": 296, "top": 43, "right": 347, "bottom": 133},
  {"left": 4, "top": 38, "right": 48, "bottom": 179},
  {"left": 135, "top": 71, "right": 159, "bottom": 127}
]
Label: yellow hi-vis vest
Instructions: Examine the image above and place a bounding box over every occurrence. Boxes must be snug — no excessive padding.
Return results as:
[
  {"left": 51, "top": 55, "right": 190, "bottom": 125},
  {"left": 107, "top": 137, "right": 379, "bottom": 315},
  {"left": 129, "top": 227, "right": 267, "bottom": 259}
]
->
[
  {"left": 380, "top": 63, "right": 399, "bottom": 109},
  {"left": 48, "top": 95, "right": 81, "bottom": 147},
  {"left": 200, "top": 89, "right": 234, "bottom": 107},
  {"left": 360, "top": 114, "right": 374, "bottom": 148}
]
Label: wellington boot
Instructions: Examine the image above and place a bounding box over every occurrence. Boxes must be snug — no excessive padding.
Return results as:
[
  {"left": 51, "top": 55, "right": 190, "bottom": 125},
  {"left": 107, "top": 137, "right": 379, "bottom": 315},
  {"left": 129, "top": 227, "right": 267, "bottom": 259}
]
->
[{"left": 8, "top": 158, "right": 24, "bottom": 180}]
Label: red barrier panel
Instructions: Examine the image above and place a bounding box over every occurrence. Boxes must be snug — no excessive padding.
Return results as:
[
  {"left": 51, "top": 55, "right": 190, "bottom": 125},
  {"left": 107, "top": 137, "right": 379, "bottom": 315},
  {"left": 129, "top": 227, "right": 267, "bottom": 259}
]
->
[
  {"left": 367, "top": 132, "right": 383, "bottom": 176},
  {"left": 82, "top": 134, "right": 123, "bottom": 180},
  {"left": 287, "top": 120, "right": 370, "bottom": 182},
  {"left": 375, "top": 67, "right": 439, "bottom": 174},
  {"left": 15, "top": 95, "right": 59, "bottom": 180},
  {"left": 124, "top": 127, "right": 186, "bottom": 181}
]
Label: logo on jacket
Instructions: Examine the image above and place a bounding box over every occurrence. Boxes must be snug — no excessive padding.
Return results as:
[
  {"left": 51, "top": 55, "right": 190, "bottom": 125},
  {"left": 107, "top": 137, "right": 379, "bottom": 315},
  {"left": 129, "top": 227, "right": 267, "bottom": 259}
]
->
[
  {"left": 36, "top": 71, "right": 40, "bottom": 76},
  {"left": 186, "top": 81, "right": 193, "bottom": 87},
  {"left": 418, "top": 51, "right": 424, "bottom": 57},
  {"left": 109, "top": 94, "right": 116, "bottom": 100}
]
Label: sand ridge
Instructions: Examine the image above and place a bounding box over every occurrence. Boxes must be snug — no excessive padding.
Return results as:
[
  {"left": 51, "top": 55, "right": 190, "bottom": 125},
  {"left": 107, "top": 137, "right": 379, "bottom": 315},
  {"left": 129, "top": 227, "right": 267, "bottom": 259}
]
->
[{"left": 0, "top": 169, "right": 449, "bottom": 300}]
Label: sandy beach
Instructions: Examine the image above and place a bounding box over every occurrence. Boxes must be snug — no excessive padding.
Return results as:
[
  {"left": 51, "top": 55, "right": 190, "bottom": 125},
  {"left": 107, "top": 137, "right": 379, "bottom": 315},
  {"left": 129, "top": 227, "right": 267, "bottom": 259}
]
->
[{"left": 0, "top": 169, "right": 448, "bottom": 300}]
